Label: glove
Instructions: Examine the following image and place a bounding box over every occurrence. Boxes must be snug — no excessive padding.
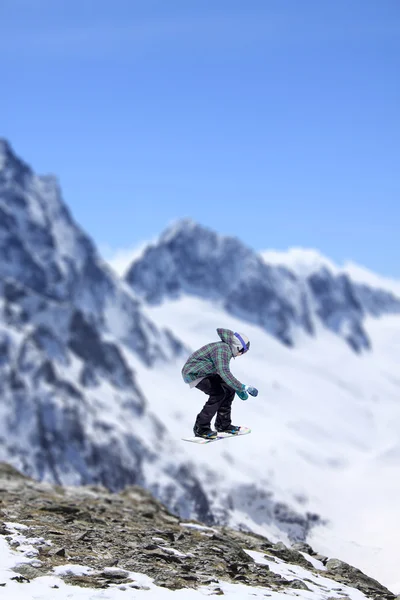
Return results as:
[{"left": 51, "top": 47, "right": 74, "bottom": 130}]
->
[
  {"left": 236, "top": 387, "right": 249, "bottom": 401},
  {"left": 244, "top": 385, "right": 258, "bottom": 397}
]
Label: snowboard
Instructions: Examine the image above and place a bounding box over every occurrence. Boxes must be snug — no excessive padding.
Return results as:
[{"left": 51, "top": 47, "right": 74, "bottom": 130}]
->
[{"left": 182, "top": 426, "right": 251, "bottom": 445}]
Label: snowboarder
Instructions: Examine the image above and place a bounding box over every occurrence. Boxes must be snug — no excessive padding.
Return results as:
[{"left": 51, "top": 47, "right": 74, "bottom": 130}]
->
[{"left": 181, "top": 328, "right": 258, "bottom": 439}]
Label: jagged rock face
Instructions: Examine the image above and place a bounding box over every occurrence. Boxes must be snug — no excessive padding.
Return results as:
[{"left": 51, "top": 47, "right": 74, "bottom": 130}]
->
[
  {"left": 125, "top": 220, "right": 400, "bottom": 352},
  {"left": 0, "top": 140, "right": 212, "bottom": 523},
  {"left": 307, "top": 269, "right": 371, "bottom": 352},
  {"left": 353, "top": 282, "right": 400, "bottom": 317},
  {"left": 0, "top": 139, "right": 181, "bottom": 365},
  {"left": 0, "top": 139, "right": 93, "bottom": 302},
  {"left": 125, "top": 221, "right": 314, "bottom": 347},
  {"left": 0, "top": 464, "right": 397, "bottom": 599}
]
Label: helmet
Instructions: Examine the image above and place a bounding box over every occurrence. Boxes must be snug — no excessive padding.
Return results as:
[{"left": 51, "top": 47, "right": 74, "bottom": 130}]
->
[{"left": 231, "top": 332, "right": 250, "bottom": 357}]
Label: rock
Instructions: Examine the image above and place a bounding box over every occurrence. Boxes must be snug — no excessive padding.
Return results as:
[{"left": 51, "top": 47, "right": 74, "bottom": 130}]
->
[
  {"left": 266, "top": 542, "right": 316, "bottom": 569},
  {"left": 129, "top": 583, "right": 151, "bottom": 590},
  {"left": 326, "top": 558, "right": 345, "bottom": 570},
  {"left": 40, "top": 504, "right": 80, "bottom": 515},
  {"left": 50, "top": 547, "right": 66, "bottom": 557},
  {"left": 291, "top": 542, "right": 315, "bottom": 555},
  {"left": 314, "top": 553, "right": 329, "bottom": 564},
  {"left": 63, "top": 576, "right": 106, "bottom": 589},
  {"left": 9, "top": 539, "right": 20, "bottom": 547},
  {"left": 101, "top": 568, "right": 129, "bottom": 579},
  {"left": 290, "top": 579, "right": 311, "bottom": 590},
  {"left": 11, "top": 575, "right": 30, "bottom": 583},
  {"left": 325, "top": 559, "right": 397, "bottom": 599},
  {"left": 0, "top": 524, "right": 12, "bottom": 535},
  {"left": 13, "top": 565, "right": 41, "bottom": 580}
]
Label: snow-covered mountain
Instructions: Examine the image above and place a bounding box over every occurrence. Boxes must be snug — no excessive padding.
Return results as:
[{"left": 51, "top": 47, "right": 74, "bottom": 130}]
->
[
  {"left": 2, "top": 141, "right": 400, "bottom": 592},
  {"left": 125, "top": 219, "right": 400, "bottom": 353},
  {"left": 0, "top": 139, "right": 211, "bottom": 521},
  {"left": 0, "top": 139, "right": 187, "bottom": 366},
  {"left": 0, "top": 140, "right": 317, "bottom": 543},
  {"left": 124, "top": 220, "right": 400, "bottom": 592}
]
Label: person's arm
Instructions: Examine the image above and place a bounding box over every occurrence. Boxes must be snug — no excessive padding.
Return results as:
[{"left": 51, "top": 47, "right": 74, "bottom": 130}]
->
[{"left": 213, "top": 345, "right": 243, "bottom": 391}]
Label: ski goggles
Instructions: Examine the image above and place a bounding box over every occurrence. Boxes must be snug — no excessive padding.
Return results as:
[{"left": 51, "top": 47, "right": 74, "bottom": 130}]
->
[{"left": 234, "top": 332, "right": 250, "bottom": 354}]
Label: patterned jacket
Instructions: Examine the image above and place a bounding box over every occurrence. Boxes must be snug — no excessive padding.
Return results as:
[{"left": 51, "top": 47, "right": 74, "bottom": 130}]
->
[{"left": 181, "top": 328, "right": 243, "bottom": 392}]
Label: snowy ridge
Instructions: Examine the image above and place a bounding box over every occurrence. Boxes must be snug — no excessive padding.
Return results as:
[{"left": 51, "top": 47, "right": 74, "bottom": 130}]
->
[
  {"left": 261, "top": 247, "right": 400, "bottom": 298},
  {"left": 261, "top": 247, "right": 339, "bottom": 278},
  {"left": 125, "top": 220, "right": 400, "bottom": 353}
]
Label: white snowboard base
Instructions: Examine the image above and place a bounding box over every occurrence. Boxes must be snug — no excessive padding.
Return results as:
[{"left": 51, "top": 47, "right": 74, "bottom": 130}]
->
[{"left": 182, "top": 426, "right": 251, "bottom": 445}]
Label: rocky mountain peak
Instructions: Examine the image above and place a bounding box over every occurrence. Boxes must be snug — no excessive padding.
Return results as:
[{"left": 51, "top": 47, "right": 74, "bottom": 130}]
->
[
  {"left": 159, "top": 217, "right": 198, "bottom": 242},
  {"left": 0, "top": 138, "right": 32, "bottom": 184},
  {"left": 125, "top": 220, "right": 400, "bottom": 352}
]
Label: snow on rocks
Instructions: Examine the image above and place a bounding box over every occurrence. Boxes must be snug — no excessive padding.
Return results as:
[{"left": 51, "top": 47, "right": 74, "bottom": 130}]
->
[{"left": 0, "top": 463, "right": 397, "bottom": 599}]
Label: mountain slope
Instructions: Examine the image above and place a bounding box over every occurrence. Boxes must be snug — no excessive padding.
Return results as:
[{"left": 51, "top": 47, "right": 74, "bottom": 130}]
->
[
  {"left": 123, "top": 222, "right": 400, "bottom": 591},
  {"left": 131, "top": 295, "right": 400, "bottom": 593},
  {"left": 0, "top": 139, "right": 211, "bottom": 521},
  {"left": 1, "top": 462, "right": 397, "bottom": 600}
]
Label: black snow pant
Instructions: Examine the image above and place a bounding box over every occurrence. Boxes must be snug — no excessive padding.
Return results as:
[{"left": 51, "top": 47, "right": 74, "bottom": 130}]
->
[{"left": 194, "top": 375, "right": 235, "bottom": 431}]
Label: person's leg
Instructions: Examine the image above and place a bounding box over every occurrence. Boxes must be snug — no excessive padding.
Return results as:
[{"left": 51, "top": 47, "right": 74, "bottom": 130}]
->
[
  {"left": 194, "top": 375, "right": 226, "bottom": 433},
  {"left": 215, "top": 382, "right": 235, "bottom": 431}
]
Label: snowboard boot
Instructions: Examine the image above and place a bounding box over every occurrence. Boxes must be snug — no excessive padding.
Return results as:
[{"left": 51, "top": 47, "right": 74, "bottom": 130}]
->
[
  {"left": 193, "top": 424, "right": 218, "bottom": 439},
  {"left": 216, "top": 425, "right": 241, "bottom": 435}
]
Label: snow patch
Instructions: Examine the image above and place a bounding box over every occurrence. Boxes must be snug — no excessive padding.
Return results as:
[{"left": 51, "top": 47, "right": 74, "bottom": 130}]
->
[
  {"left": 261, "top": 247, "right": 400, "bottom": 297},
  {"left": 0, "top": 523, "right": 371, "bottom": 600},
  {"left": 101, "top": 242, "right": 150, "bottom": 276},
  {"left": 261, "top": 247, "right": 339, "bottom": 277}
]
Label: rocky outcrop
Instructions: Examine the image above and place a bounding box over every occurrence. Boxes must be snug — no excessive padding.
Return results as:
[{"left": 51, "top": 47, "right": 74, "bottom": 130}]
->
[
  {"left": 324, "top": 558, "right": 397, "bottom": 599},
  {"left": 0, "top": 463, "right": 397, "bottom": 598}
]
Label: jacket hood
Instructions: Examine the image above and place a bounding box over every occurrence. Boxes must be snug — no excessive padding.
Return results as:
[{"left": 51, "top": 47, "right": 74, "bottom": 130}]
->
[
  {"left": 217, "top": 328, "right": 236, "bottom": 345},
  {"left": 217, "top": 328, "right": 250, "bottom": 357},
  {"left": 216, "top": 328, "right": 235, "bottom": 356}
]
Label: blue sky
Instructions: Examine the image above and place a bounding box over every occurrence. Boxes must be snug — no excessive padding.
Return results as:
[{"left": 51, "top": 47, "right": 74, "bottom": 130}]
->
[{"left": 1, "top": 0, "right": 399, "bottom": 276}]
